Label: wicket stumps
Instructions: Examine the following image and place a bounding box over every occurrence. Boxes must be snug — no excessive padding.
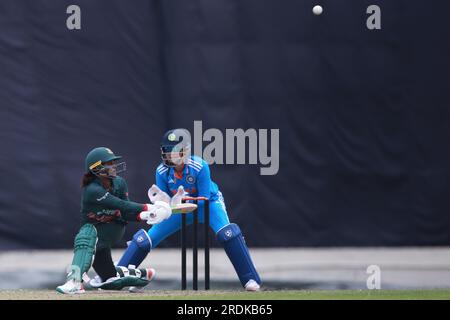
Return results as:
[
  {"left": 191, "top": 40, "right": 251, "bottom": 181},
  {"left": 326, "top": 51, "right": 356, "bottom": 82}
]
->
[{"left": 181, "top": 196, "right": 210, "bottom": 290}]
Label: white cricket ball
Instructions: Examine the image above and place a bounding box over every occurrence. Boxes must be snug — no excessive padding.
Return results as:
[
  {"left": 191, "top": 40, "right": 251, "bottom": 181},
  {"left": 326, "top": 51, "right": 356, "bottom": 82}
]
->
[{"left": 313, "top": 5, "right": 323, "bottom": 15}]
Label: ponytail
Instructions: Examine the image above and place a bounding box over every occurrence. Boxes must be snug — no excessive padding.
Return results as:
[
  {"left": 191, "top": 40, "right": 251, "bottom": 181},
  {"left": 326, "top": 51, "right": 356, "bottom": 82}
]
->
[{"left": 81, "top": 171, "right": 96, "bottom": 187}]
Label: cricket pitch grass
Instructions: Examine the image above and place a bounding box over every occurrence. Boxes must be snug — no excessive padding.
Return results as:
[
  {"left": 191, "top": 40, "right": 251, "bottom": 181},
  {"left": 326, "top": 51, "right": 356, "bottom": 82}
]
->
[{"left": 1, "top": 289, "right": 450, "bottom": 300}]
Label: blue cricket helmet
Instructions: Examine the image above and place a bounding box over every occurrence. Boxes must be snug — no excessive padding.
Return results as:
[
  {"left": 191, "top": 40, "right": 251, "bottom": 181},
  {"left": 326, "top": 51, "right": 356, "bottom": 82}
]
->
[{"left": 160, "top": 129, "right": 191, "bottom": 167}]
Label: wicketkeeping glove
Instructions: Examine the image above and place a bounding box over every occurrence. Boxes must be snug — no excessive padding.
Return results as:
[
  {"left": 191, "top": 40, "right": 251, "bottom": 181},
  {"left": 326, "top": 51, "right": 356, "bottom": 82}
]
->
[
  {"left": 139, "top": 201, "right": 172, "bottom": 225},
  {"left": 170, "top": 185, "right": 187, "bottom": 206},
  {"left": 148, "top": 184, "right": 170, "bottom": 204}
]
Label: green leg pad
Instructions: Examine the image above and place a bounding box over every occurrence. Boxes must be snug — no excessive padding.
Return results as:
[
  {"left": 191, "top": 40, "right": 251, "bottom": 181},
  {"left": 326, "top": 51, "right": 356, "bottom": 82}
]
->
[
  {"left": 69, "top": 224, "right": 97, "bottom": 281},
  {"left": 97, "top": 277, "right": 149, "bottom": 290},
  {"left": 97, "top": 267, "right": 150, "bottom": 290}
]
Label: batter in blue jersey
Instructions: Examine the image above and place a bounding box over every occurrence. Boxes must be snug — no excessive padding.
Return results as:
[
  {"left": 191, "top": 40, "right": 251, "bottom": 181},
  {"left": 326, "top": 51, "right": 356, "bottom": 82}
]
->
[{"left": 118, "top": 129, "right": 261, "bottom": 291}]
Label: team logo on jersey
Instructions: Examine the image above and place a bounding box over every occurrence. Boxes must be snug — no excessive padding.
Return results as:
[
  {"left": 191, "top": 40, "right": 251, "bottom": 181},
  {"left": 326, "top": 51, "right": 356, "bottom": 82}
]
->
[
  {"left": 137, "top": 235, "right": 144, "bottom": 243},
  {"left": 225, "top": 230, "right": 233, "bottom": 237},
  {"left": 186, "top": 174, "right": 195, "bottom": 184},
  {"left": 96, "top": 192, "right": 110, "bottom": 202}
]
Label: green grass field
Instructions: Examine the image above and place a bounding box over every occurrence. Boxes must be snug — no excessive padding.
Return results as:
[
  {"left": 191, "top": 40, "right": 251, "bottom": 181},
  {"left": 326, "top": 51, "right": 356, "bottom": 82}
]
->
[{"left": 1, "top": 289, "right": 450, "bottom": 300}]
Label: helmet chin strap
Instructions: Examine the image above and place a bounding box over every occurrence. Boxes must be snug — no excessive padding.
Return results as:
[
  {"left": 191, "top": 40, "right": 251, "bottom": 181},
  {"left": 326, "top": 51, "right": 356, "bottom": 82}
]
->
[
  {"left": 163, "top": 161, "right": 181, "bottom": 168},
  {"left": 163, "top": 157, "right": 186, "bottom": 167}
]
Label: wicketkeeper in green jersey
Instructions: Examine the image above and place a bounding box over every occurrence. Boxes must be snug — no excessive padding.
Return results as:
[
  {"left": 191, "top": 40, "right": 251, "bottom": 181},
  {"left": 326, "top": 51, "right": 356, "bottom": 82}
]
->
[{"left": 56, "top": 147, "right": 172, "bottom": 294}]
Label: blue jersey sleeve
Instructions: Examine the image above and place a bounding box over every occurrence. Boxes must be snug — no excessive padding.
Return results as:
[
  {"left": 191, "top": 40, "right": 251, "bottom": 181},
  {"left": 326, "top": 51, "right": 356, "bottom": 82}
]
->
[
  {"left": 196, "top": 163, "right": 212, "bottom": 198},
  {"left": 155, "top": 167, "right": 170, "bottom": 195},
  {"left": 195, "top": 162, "right": 212, "bottom": 214}
]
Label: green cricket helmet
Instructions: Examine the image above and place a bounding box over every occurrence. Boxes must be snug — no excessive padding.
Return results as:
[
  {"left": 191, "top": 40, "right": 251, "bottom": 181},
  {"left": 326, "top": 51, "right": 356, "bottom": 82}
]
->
[{"left": 85, "top": 147, "right": 126, "bottom": 178}]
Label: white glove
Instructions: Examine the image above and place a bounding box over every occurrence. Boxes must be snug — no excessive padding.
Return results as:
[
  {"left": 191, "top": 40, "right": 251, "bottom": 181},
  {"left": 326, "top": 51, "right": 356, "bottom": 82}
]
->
[
  {"left": 148, "top": 184, "right": 170, "bottom": 204},
  {"left": 139, "top": 201, "right": 172, "bottom": 225},
  {"left": 170, "top": 185, "right": 188, "bottom": 206}
]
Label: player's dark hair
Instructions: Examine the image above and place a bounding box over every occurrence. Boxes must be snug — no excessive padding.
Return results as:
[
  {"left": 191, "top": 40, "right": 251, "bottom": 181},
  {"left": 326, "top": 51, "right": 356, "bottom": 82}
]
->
[{"left": 81, "top": 171, "right": 96, "bottom": 187}]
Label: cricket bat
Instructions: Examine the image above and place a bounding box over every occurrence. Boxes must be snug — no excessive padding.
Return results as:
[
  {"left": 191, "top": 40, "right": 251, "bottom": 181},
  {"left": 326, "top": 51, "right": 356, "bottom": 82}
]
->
[{"left": 171, "top": 203, "right": 197, "bottom": 214}]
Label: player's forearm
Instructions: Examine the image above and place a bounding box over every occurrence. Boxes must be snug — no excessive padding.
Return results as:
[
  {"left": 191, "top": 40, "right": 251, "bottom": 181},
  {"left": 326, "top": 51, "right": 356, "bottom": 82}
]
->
[
  {"left": 92, "top": 187, "right": 143, "bottom": 212},
  {"left": 103, "top": 197, "right": 146, "bottom": 214}
]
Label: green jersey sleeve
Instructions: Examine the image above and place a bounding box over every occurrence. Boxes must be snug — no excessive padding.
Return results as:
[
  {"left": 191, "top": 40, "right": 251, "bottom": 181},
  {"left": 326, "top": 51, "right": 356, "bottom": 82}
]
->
[
  {"left": 115, "top": 177, "right": 145, "bottom": 222},
  {"left": 115, "top": 176, "right": 130, "bottom": 201},
  {"left": 85, "top": 183, "right": 144, "bottom": 214}
]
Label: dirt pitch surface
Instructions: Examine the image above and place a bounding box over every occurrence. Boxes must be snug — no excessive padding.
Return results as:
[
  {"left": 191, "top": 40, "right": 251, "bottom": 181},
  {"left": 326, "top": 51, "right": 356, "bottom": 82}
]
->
[{"left": 1, "top": 289, "right": 450, "bottom": 300}]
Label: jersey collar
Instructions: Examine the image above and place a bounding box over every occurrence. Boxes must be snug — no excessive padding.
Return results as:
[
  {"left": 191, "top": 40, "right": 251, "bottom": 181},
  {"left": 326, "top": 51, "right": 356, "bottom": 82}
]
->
[{"left": 171, "top": 163, "right": 189, "bottom": 181}]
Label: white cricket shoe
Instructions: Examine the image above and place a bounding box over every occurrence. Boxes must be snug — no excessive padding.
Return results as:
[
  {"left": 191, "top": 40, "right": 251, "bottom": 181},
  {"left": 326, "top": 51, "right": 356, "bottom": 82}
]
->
[
  {"left": 89, "top": 275, "right": 120, "bottom": 288},
  {"left": 244, "top": 279, "right": 260, "bottom": 291},
  {"left": 56, "top": 279, "right": 85, "bottom": 294}
]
